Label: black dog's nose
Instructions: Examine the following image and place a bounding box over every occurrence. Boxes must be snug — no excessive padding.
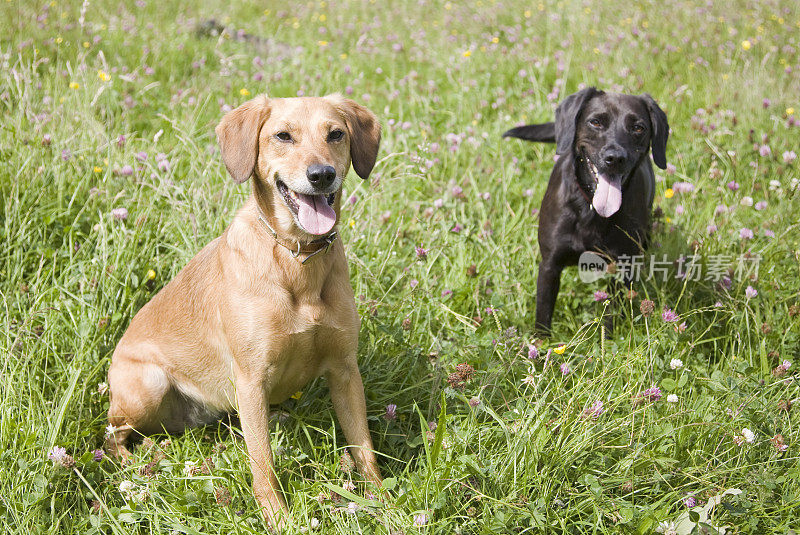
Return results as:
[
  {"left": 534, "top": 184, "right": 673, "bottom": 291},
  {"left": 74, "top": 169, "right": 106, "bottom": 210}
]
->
[
  {"left": 306, "top": 164, "right": 336, "bottom": 189},
  {"left": 601, "top": 147, "right": 627, "bottom": 168}
]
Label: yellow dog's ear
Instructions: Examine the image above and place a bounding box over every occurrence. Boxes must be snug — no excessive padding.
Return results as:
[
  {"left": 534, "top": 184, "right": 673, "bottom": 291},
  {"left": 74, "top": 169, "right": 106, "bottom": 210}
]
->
[
  {"left": 326, "top": 94, "right": 381, "bottom": 180},
  {"left": 215, "top": 95, "right": 271, "bottom": 183}
]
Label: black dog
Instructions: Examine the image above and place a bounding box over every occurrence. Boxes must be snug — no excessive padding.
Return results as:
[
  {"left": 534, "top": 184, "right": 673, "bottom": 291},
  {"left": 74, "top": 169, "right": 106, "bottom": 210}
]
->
[{"left": 504, "top": 87, "right": 668, "bottom": 335}]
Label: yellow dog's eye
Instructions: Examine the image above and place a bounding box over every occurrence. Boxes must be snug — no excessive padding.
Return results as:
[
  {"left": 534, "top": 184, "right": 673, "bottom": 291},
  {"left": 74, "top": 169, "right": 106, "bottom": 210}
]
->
[
  {"left": 276, "top": 132, "right": 292, "bottom": 142},
  {"left": 328, "top": 130, "right": 344, "bottom": 141}
]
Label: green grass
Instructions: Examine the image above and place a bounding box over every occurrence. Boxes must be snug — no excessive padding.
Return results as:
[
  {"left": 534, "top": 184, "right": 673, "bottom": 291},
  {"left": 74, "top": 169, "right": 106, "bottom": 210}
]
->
[{"left": 1, "top": 0, "right": 799, "bottom": 533}]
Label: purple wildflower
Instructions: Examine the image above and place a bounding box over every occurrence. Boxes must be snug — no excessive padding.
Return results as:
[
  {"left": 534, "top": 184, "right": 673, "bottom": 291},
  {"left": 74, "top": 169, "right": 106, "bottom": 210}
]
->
[
  {"left": 726, "top": 181, "right": 739, "bottom": 191},
  {"left": 450, "top": 223, "right": 463, "bottom": 233},
  {"left": 409, "top": 279, "right": 418, "bottom": 289},
  {"left": 759, "top": 145, "right": 772, "bottom": 157},
  {"left": 661, "top": 308, "right": 679, "bottom": 322},
  {"left": 783, "top": 150, "right": 797, "bottom": 164},
  {"left": 527, "top": 345, "right": 539, "bottom": 359},
  {"left": 582, "top": 400, "right": 604, "bottom": 420},
  {"left": 384, "top": 404, "right": 397, "bottom": 421},
  {"left": 135, "top": 151, "right": 148, "bottom": 162},
  {"left": 111, "top": 208, "right": 128, "bottom": 221},
  {"left": 61, "top": 149, "right": 71, "bottom": 161},
  {"left": 739, "top": 228, "right": 754, "bottom": 240},
  {"left": 119, "top": 164, "right": 134, "bottom": 176},
  {"left": 593, "top": 290, "right": 609, "bottom": 302},
  {"left": 560, "top": 363, "right": 571, "bottom": 375},
  {"left": 745, "top": 286, "right": 758, "bottom": 299},
  {"left": 415, "top": 246, "right": 428, "bottom": 260}
]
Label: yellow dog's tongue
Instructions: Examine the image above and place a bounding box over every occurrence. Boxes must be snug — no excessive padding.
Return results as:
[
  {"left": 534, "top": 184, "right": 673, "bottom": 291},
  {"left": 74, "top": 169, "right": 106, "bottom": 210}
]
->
[
  {"left": 296, "top": 193, "right": 336, "bottom": 235},
  {"left": 592, "top": 174, "right": 622, "bottom": 218}
]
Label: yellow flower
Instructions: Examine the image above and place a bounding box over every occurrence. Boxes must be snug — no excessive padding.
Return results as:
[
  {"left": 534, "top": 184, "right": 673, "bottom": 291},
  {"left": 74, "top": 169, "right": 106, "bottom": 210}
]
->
[
  {"left": 56, "top": 36, "right": 63, "bottom": 44},
  {"left": 93, "top": 166, "right": 102, "bottom": 173},
  {"left": 97, "top": 70, "right": 110, "bottom": 82},
  {"left": 69, "top": 81, "right": 80, "bottom": 89},
  {"left": 553, "top": 345, "right": 566, "bottom": 355},
  {"left": 741, "top": 40, "right": 751, "bottom": 50},
  {"left": 318, "top": 40, "right": 328, "bottom": 47},
  {"left": 462, "top": 50, "right": 471, "bottom": 57},
  {"left": 664, "top": 188, "right": 674, "bottom": 199},
  {"left": 491, "top": 36, "right": 499, "bottom": 44},
  {"left": 319, "top": 14, "right": 326, "bottom": 22},
  {"left": 787, "top": 107, "right": 795, "bottom": 116},
  {"left": 348, "top": 219, "right": 355, "bottom": 228},
  {"left": 290, "top": 391, "right": 302, "bottom": 400},
  {"left": 146, "top": 269, "right": 156, "bottom": 280},
  {"left": 524, "top": 9, "right": 531, "bottom": 18},
  {"left": 665, "top": 217, "right": 672, "bottom": 223},
  {"left": 339, "top": 53, "right": 347, "bottom": 59},
  {"left": 83, "top": 41, "right": 90, "bottom": 48},
  {"left": 239, "top": 88, "right": 250, "bottom": 96}
]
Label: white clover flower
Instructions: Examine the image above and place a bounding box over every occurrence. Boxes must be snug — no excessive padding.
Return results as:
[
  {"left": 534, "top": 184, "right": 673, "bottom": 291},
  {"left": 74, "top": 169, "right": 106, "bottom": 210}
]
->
[
  {"left": 669, "top": 358, "right": 683, "bottom": 370},
  {"left": 742, "top": 428, "right": 756, "bottom": 443},
  {"left": 346, "top": 502, "right": 359, "bottom": 515},
  {"left": 667, "top": 394, "right": 678, "bottom": 403},
  {"left": 119, "top": 480, "right": 136, "bottom": 498},
  {"left": 104, "top": 424, "right": 117, "bottom": 438}
]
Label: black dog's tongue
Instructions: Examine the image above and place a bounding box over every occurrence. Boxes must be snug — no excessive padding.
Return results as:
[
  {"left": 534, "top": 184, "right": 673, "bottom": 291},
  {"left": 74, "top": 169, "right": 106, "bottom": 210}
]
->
[{"left": 592, "top": 173, "right": 622, "bottom": 218}]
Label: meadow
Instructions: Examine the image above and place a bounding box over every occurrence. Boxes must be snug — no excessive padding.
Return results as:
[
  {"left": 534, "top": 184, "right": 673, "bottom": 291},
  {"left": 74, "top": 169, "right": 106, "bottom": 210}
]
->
[{"left": 1, "top": 0, "right": 799, "bottom": 533}]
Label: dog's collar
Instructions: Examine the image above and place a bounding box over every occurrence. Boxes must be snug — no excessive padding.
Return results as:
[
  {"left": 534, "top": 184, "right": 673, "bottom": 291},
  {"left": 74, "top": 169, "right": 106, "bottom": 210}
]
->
[{"left": 256, "top": 208, "right": 338, "bottom": 265}]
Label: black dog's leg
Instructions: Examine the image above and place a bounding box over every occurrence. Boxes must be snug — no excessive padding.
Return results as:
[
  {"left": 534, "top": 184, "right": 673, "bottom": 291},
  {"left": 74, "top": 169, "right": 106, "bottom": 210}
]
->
[{"left": 535, "top": 258, "right": 564, "bottom": 336}]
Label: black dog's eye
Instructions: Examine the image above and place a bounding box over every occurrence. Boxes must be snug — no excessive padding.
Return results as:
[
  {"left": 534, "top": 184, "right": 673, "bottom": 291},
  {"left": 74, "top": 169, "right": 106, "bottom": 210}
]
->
[
  {"left": 276, "top": 132, "right": 292, "bottom": 142},
  {"left": 327, "top": 129, "right": 345, "bottom": 142},
  {"left": 632, "top": 124, "right": 645, "bottom": 134},
  {"left": 589, "top": 118, "right": 603, "bottom": 128}
]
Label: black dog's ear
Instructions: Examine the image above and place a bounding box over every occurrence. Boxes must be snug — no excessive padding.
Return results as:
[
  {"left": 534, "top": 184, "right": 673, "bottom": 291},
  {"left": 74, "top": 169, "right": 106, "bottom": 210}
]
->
[
  {"left": 640, "top": 94, "right": 669, "bottom": 170},
  {"left": 554, "top": 87, "right": 600, "bottom": 154}
]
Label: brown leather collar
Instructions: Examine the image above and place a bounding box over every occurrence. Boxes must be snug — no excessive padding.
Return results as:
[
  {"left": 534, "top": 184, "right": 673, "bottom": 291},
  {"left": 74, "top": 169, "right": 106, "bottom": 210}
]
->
[{"left": 256, "top": 209, "right": 338, "bottom": 264}]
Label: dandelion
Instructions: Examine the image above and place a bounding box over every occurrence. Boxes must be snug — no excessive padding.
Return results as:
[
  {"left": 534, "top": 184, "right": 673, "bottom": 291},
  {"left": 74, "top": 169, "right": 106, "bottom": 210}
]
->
[
  {"left": 462, "top": 50, "right": 471, "bottom": 57},
  {"left": 553, "top": 345, "right": 566, "bottom": 355},
  {"left": 667, "top": 394, "right": 678, "bottom": 403},
  {"left": 670, "top": 358, "right": 683, "bottom": 370},
  {"left": 745, "top": 286, "right": 758, "bottom": 299},
  {"left": 593, "top": 290, "right": 609, "bottom": 302},
  {"left": 69, "top": 81, "right": 80, "bottom": 89},
  {"left": 384, "top": 404, "right": 397, "bottom": 421},
  {"left": 97, "top": 70, "right": 111, "bottom": 82},
  {"left": 239, "top": 88, "right": 250, "bottom": 96},
  {"left": 111, "top": 208, "right": 128, "bottom": 221},
  {"left": 93, "top": 166, "right": 103, "bottom": 173},
  {"left": 664, "top": 188, "right": 674, "bottom": 199},
  {"left": 788, "top": 107, "right": 796, "bottom": 116},
  {"left": 582, "top": 400, "right": 604, "bottom": 419},
  {"left": 661, "top": 308, "right": 679, "bottom": 322},
  {"left": 742, "top": 428, "right": 755, "bottom": 443},
  {"left": 559, "top": 363, "right": 571, "bottom": 375},
  {"left": 741, "top": 40, "right": 752, "bottom": 50}
]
